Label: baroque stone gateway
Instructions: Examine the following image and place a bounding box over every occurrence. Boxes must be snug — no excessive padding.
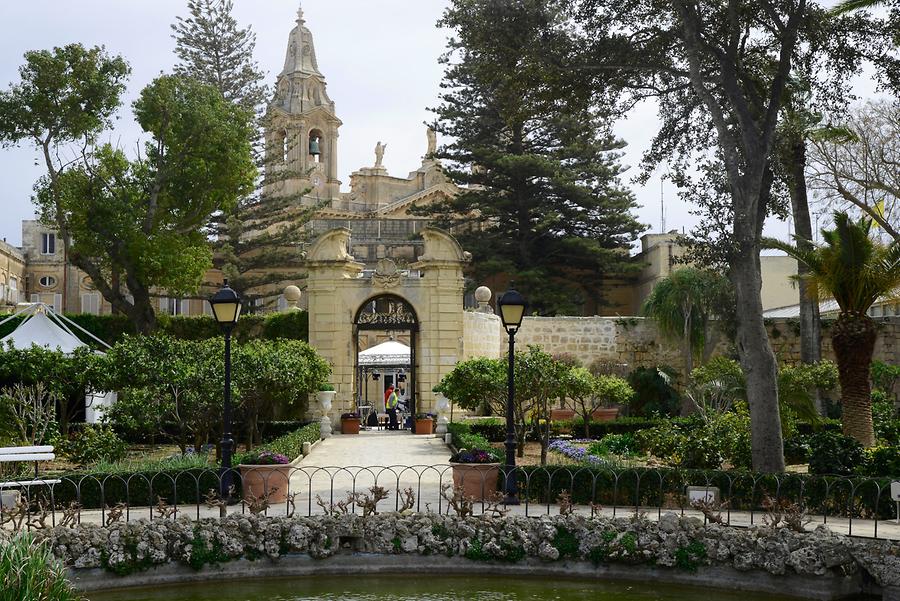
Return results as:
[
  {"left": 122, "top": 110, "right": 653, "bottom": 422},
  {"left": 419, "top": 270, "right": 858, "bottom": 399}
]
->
[{"left": 43, "top": 513, "right": 900, "bottom": 599}]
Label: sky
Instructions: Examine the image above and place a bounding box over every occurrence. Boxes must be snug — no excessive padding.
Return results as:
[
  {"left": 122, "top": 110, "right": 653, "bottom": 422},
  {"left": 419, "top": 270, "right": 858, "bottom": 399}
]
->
[{"left": 0, "top": 0, "right": 881, "bottom": 249}]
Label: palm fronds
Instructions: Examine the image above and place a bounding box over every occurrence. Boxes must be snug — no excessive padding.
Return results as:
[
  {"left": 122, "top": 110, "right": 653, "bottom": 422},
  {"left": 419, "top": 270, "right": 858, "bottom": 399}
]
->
[{"left": 763, "top": 211, "right": 900, "bottom": 315}]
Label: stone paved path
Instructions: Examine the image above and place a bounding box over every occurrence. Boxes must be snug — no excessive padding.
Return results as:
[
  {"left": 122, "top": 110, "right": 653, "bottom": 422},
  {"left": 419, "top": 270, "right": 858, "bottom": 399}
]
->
[{"left": 289, "top": 430, "right": 454, "bottom": 513}]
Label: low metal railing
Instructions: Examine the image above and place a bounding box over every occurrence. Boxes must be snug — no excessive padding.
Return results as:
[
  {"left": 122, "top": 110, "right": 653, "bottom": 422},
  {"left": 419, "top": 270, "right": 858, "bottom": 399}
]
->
[{"left": 1, "top": 465, "right": 897, "bottom": 539}]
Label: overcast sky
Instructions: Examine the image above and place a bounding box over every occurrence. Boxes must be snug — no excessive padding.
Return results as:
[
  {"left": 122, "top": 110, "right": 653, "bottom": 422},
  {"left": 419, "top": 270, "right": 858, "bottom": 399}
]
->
[{"left": 0, "top": 0, "right": 876, "bottom": 249}]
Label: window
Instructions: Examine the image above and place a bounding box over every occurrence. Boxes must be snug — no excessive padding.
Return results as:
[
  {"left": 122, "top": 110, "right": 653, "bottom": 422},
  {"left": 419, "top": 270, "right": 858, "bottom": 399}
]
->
[
  {"left": 9, "top": 277, "right": 17, "bottom": 303},
  {"left": 81, "top": 293, "right": 100, "bottom": 315},
  {"left": 160, "top": 297, "right": 185, "bottom": 316},
  {"left": 39, "top": 276, "right": 56, "bottom": 288},
  {"left": 41, "top": 232, "right": 56, "bottom": 255}
]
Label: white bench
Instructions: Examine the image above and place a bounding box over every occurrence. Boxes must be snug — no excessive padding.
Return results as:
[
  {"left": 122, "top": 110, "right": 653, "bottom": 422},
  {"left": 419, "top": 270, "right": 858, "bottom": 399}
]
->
[{"left": 0, "top": 445, "right": 62, "bottom": 491}]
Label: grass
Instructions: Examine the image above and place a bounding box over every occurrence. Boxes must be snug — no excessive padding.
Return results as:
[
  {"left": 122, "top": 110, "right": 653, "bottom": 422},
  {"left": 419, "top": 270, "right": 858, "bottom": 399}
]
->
[{"left": 0, "top": 534, "right": 83, "bottom": 601}]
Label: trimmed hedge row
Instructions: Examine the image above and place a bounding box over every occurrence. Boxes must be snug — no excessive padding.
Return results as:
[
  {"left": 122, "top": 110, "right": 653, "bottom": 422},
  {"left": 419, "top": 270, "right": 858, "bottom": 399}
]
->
[
  {"left": 0, "top": 310, "right": 308, "bottom": 346},
  {"left": 77, "top": 420, "right": 308, "bottom": 445},
  {"left": 462, "top": 417, "right": 843, "bottom": 443},
  {"left": 447, "top": 422, "right": 502, "bottom": 462},
  {"left": 16, "top": 423, "right": 320, "bottom": 510},
  {"left": 513, "top": 464, "right": 897, "bottom": 520}
]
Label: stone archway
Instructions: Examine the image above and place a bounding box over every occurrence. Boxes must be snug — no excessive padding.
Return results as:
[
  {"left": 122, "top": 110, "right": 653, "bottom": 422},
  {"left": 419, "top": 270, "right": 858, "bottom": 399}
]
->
[{"left": 305, "top": 227, "right": 469, "bottom": 425}]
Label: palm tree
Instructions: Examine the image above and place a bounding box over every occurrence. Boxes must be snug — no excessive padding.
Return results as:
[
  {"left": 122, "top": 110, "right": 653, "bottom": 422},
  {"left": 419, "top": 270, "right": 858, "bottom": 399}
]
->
[
  {"left": 832, "top": 0, "right": 887, "bottom": 13},
  {"left": 766, "top": 211, "right": 900, "bottom": 446},
  {"left": 642, "top": 268, "right": 732, "bottom": 413}
]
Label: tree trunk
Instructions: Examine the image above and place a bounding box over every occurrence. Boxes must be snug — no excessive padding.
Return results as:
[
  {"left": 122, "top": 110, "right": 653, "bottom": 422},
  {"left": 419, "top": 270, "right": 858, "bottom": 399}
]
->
[
  {"left": 786, "top": 139, "right": 822, "bottom": 363},
  {"left": 680, "top": 306, "right": 695, "bottom": 415},
  {"left": 731, "top": 248, "right": 785, "bottom": 473},
  {"left": 832, "top": 313, "right": 877, "bottom": 447}
]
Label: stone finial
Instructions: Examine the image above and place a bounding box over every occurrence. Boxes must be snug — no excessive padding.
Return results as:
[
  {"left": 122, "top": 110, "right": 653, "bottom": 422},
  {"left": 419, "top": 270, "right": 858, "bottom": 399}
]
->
[
  {"left": 283, "top": 285, "right": 302, "bottom": 310},
  {"left": 297, "top": 1, "right": 305, "bottom": 24},
  {"left": 474, "top": 285, "right": 493, "bottom": 314}
]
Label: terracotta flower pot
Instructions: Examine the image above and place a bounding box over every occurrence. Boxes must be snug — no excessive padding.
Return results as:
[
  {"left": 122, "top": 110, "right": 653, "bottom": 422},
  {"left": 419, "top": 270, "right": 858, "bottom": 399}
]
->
[
  {"left": 239, "top": 464, "right": 292, "bottom": 503},
  {"left": 591, "top": 407, "right": 620, "bottom": 422},
  {"left": 451, "top": 463, "right": 499, "bottom": 500},
  {"left": 341, "top": 418, "right": 361, "bottom": 434},
  {"left": 414, "top": 418, "right": 433, "bottom": 435}
]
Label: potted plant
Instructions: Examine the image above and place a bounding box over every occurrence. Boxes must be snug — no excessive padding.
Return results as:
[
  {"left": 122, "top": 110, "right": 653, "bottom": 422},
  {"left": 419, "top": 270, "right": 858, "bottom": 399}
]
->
[
  {"left": 238, "top": 451, "right": 292, "bottom": 503},
  {"left": 341, "top": 412, "right": 361, "bottom": 434},
  {"left": 449, "top": 448, "right": 500, "bottom": 500},
  {"left": 414, "top": 412, "right": 434, "bottom": 435},
  {"left": 316, "top": 383, "right": 336, "bottom": 411}
]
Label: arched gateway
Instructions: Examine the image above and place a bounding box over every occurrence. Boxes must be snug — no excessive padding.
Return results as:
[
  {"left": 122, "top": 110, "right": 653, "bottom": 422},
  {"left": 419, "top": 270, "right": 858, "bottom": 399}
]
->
[{"left": 305, "top": 227, "right": 469, "bottom": 428}]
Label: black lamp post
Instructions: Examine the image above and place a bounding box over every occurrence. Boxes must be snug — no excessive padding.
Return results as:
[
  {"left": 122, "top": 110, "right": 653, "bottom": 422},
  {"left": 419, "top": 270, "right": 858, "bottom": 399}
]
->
[
  {"left": 498, "top": 286, "right": 526, "bottom": 505},
  {"left": 208, "top": 279, "right": 241, "bottom": 497}
]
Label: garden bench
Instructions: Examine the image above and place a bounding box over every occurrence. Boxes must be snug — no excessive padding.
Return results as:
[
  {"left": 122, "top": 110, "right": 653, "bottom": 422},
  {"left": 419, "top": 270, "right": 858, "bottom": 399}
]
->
[{"left": 0, "top": 446, "right": 61, "bottom": 495}]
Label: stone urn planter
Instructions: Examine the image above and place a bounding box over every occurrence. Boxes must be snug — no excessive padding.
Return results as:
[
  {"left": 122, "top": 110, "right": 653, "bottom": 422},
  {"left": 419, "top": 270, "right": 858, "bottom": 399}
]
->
[
  {"left": 592, "top": 407, "right": 620, "bottom": 422},
  {"left": 239, "top": 464, "right": 292, "bottom": 504},
  {"left": 316, "top": 389, "right": 336, "bottom": 413},
  {"left": 341, "top": 414, "right": 361, "bottom": 435},
  {"left": 450, "top": 463, "right": 500, "bottom": 501},
  {"left": 414, "top": 416, "right": 434, "bottom": 435}
]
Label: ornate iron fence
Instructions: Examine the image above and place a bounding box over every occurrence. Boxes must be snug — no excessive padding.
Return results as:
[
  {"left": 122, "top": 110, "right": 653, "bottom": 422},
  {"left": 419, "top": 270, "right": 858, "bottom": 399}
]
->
[{"left": 1, "top": 465, "right": 898, "bottom": 539}]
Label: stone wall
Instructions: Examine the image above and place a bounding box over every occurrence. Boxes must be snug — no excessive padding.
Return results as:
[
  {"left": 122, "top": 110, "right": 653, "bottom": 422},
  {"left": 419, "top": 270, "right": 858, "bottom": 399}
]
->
[{"left": 460, "top": 313, "right": 900, "bottom": 369}]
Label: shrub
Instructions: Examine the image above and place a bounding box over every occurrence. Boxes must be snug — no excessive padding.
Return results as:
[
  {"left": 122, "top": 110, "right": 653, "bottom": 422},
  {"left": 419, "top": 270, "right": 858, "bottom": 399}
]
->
[
  {"left": 588, "top": 433, "right": 637, "bottom": 457},
  {"left": 447, "top": 422, "right": 503, "bottom": 462},
  {"left": 53, "top": 424, "right": 127, "bottom": 466},
  {"left": 0, "top": 534, "right": 82, "bottom": 601},
  {"left": 783, "top": 435, "right": 812, "bottom": 464},
  {"left": 626, "top": 366, "right": 680, "bottom": 417},
  {"left": 808, "top": 431, "right": 865, "bottom": 476},
  {"left": 634, "top": 421, "right": 684, "bottom": 458},
  {"left": 859, "top": 445, "right": 900, "bottom": 477},
  {"left": 235, "top": 422, "right": 318, "bottom": 464},
  {"left": 871, "top": 392, "right": 899, "bottom": 445}
]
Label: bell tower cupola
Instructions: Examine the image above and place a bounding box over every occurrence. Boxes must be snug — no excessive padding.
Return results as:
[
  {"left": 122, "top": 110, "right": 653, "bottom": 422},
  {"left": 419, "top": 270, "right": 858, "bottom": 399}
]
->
[{"left": 265, "top": 2, "right": 342, "bottom": 202}]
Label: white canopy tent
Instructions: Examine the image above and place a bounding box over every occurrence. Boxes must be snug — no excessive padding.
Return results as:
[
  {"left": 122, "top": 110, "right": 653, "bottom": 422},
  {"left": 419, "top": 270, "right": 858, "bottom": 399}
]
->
[
  {"left": 358, "top": 340, "right": 411, "bottom": 367},
  {"left": 0, "top": 303, "right": 114, "bottom": 423}
]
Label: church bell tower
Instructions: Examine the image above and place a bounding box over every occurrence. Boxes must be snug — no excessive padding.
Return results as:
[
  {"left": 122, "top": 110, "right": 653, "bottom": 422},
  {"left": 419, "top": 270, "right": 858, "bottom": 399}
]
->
[{"left": 265, "top": 3, "right": 342, "bottom": 202}]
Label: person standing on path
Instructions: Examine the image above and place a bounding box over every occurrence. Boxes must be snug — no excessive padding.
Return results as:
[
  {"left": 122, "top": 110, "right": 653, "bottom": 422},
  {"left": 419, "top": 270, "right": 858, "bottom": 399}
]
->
[{"left": 385, "top": 385, "right": 400, "bottom": 430}]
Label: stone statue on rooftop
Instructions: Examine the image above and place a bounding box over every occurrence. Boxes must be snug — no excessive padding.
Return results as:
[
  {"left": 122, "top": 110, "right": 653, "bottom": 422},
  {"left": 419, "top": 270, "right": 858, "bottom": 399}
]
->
[
  {"left": 374, "top": 141, "right": 387, "bottom": 168},
  {"left": 426, "top": 126, "right": 437, "bottom": 155}
]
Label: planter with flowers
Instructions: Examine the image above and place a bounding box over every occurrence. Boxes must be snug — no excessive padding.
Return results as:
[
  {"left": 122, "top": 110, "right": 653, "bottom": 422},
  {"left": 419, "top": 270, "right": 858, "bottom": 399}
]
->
[
  {"left": 449, "top": 448, "right": 501, "bottom": 500},
  {"left": 341, "top": 412, "right": 361, "bottom": 435},
  {"left": 238, "top": 451, "right": 293, "bottom": 503},
  {"left": 414, "top": 412, "right": 434, "bottom": 435}
]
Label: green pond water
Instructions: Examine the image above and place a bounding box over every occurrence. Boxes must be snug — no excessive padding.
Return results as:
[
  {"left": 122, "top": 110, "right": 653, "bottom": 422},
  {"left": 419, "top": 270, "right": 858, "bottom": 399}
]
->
[{"left": 86, "top": 575, "right": 861, "bottom": 601}]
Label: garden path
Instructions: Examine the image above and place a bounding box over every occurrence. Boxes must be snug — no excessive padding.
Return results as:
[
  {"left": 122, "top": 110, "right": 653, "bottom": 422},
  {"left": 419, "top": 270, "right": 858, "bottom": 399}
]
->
[{"left": 289, "top": 430, "right": 453, "bottom": 512}]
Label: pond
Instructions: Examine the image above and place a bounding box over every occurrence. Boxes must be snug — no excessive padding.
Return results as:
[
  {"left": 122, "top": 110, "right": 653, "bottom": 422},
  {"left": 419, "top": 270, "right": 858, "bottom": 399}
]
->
[{"left": 86, "top": 574, "right": 869, "bottom": 601}]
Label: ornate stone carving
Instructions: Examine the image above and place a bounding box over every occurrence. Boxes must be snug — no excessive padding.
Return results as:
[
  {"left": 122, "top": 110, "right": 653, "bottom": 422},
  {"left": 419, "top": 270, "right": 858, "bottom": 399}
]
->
[
  {"left": 372, "top": 258, "right": 401, "bottom": 288},
  {"left": 357, "top": 297, "right": 416, "bottom": 327}
]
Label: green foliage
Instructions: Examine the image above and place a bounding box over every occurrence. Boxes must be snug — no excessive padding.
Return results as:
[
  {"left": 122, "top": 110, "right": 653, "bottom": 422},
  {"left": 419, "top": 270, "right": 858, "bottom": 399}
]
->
[
  {"left": 0, "top": 534, "right": 84, "bottom": 601},
  {"left": 0, "top": 311, "right": 309, "bottom": 346},
  {"left": 808, "top": 431, "right": 865, "bottom": 475},
  {"left": 859, "top": 445, "right": 900, "bottom": 477},
  {"left": 551, "top": 526, "right": 580, "bottom": 559},
  {"left": 0, "top": 344, "right": 108, "bottom": 434},
  {"left": 626, "top": 367, "right": 680, "bottom": 417},
  {"left": 447, "top": 422, "right": 502, "bottom": 462},
  {"left": 594, "top": 375, "right": 635, "bottom": 408},
  {"left": 52, "top": 424, "right": 127, "bottom": 467},
  {"left": 871, "top": 360, "right": 900, "bottom": 398},
  {"left": 871, "top": 393, "right": 900, "bottom": 444},
  {"left": 420, "top": 0, "right": 644, "bottom": 314},
  {"left": 234, "top": 422, "right": 319, "bottom": 465},
  {"left": 435, "top": 357, "right": 506, "bottom": 414},
  {"left": 188, "top": 525, "right": 231, "bottom": 571},
  {"left": 674, "top": 541, "right": 707, "bottom": 572},
  {"left": 464, "top": 538, "right": 491, "bottom": 561},
  {"left": 642, "top": 268, "right": 733, "bottom": 366},
  {"left": 588, "top": 433, "right": 637, "bottom": 457}
]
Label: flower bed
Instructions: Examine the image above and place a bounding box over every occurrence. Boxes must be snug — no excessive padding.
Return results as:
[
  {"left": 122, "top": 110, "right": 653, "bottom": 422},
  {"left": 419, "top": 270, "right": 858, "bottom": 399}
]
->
[{"left": 547, "top": 438, "right": 618, "bottom": 466}]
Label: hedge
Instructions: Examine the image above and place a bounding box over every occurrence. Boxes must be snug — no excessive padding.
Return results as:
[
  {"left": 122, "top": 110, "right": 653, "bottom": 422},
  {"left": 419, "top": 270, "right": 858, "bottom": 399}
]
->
[
  {"left": 462, "top": 417, "right": 842, "bottom": 443},
  {"left": 513, "top": 464, "right": 897, "bottom": 520},
  {"left": 11, "top": 423, "right": 320, "bottom": 510},
  {"left": 447, "top": 422, "right": 503, "bottom": 462},
  {"left": 0, "top": 310, "right": 308, "bottom": 346},
  {"left": 99, "top": 420, "right": 309, "bottom": 445}
]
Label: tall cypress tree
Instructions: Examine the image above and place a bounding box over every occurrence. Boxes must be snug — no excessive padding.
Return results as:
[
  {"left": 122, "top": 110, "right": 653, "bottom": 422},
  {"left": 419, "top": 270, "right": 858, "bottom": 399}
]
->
[
  {"left": 421, "top": 0, "right": 644, "bottom": 315},
  {"left": 172, "top": 0, "right": 313, "bottom": 309}
]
